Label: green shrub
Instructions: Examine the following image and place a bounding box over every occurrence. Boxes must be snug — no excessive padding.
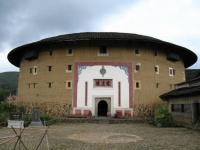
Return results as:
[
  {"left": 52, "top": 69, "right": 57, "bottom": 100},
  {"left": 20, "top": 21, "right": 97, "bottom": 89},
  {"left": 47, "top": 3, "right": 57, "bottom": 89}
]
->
[
  {"left": 17, "top": 105, "right": 26, "bottom": 114},
  {"left": 40, "top": 114, "right": 56, "bottom": 126},
  {"left": 22, "top": 114, "right": 32, "bottom": 127},
  {"left": 0, "top": 102, "right": 9, "bottom": 112},
  {"left": 154, "top": 105, "right": 174, "bottom": 127},
  {"left": 0, "top": 88, "right": 10, "bottom": 102},
  {"left": 0, "top": 112, "right": 9, "bottom": 126},
  {"left": 0, "top": 102, "right": 16, "bottom": 113}
]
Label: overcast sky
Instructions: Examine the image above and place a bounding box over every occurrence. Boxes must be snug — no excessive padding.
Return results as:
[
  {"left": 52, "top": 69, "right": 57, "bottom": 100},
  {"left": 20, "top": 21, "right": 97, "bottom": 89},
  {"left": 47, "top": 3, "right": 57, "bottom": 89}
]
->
[{"left": 0, "top": 0, "right": 199, "bottom": 72}]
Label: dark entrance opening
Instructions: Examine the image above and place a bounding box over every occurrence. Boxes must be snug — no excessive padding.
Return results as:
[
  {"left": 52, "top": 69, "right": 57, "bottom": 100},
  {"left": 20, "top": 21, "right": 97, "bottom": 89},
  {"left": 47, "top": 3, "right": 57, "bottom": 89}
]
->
[
  {"left": 197, "top": 103, "right": 200, "bottom": 120},
  {"left": 98, "top": 100, "right": 108, "bottom": 117},
  {"left": 193, "top": 103, "right": 200, "bottom": 123}
]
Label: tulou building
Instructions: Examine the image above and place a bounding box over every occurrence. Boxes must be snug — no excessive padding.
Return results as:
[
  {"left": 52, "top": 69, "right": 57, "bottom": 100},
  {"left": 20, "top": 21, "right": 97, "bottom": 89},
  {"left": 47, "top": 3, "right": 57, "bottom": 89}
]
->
[{"left": 7, "top": 32, "right": 197, "bottom": 118}]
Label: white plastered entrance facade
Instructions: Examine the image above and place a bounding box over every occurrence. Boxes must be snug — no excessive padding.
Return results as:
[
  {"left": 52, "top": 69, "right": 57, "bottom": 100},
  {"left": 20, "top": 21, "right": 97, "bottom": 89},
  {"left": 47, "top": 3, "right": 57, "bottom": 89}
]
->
[{"left": 74, "top": 64, "right": 132, "bottom": 117}]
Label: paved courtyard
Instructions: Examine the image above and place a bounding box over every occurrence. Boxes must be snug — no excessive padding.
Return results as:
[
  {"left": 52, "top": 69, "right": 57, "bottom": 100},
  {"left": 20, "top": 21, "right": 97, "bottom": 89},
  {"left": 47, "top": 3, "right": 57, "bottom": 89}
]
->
[{"left": 0, "top": 123, "right": 200, "bottom": 150}]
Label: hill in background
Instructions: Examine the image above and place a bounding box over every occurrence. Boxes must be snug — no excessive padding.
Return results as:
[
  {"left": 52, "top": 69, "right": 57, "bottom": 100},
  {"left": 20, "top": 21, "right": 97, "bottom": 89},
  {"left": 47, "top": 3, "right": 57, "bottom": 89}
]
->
[
  {"left": 0, "top": 72, "right": 19, "bottom": 101},
  {"left": 185, "top": 69, "right": 200, "bottom": 81}
]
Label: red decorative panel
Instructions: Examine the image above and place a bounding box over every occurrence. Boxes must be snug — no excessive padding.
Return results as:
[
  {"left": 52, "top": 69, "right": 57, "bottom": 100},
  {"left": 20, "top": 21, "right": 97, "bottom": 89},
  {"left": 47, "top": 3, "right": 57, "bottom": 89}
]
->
[
  {"left": 116, "top": 110, "right": 123, "bottom": 118},
  {"left": 75, "top": 109, "right": 81, "bottom": 115},
  {"left": 83, "top": 110, "right": 92, "bottom": 117},
  {"left": 124, "top": 110, "right": 132, "bottom": 117}
]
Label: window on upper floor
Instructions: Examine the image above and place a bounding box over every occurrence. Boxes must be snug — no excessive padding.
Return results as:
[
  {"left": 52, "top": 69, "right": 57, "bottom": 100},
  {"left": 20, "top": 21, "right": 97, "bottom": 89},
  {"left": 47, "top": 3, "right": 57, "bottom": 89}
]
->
[
  {"left": 135, "top": 81, "right": 141, "bottom": 89},
  {"left": 67, "top": 49, "right": 73, "bottom": 56},
  {"left": 48, "top": 66, "right": 52, "bottom": 72},
  {"left": 134, "top": 48, "right": 140, "bottom": 55},
  {"left": 154, "top": 50, "right": 158, "bottom": 56},
  {"left": 48, "top": 82, "right": 52, "bottom": 88},
  {"left": 28, "top": 83, "right": 38, "bottom": 88},
  {"left": 156, "top": 82, "right": 159, "bottom": 88},
  {"left": 33, "top": 83, "right": 37, "bottom": 88},
  {"left": 155, "top": 65, "right": 159, "bottom": 74},
  {"left": 98, "top": 46, "right": 109, "bottom": 56},
  {"left": 28, "top": 83, "right": 31, "bottom": 88},
  {"left": 66, "top": 64, "right": 72, "bottom": 72},
  {"left": 169, "top": 67, "right": 176, "bottom": 76},
  {"left": 29, "top": 68, "right": 33, "bottom": 74},
  {"left": 24, "top": 50, "right": 38, "bottom": 60},
  {"left": 49, "top": 50, "right": 53, "bottom": 56},
  {"left": 167, "top": 53, "right": 180, "bottom": 62},
  {"left": 66, "top": 80, "right": 72, "bottom": 89},
  {"left": 135, "top": 63, "right": 141, "bottom": 72},
  {"left": 33, "top": 66, "right": 38, "bottom": 75}
]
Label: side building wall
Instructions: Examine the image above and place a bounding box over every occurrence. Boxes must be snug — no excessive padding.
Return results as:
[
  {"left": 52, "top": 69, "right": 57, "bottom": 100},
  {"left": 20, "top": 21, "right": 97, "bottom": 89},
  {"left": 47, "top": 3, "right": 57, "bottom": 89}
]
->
[{"left": 168, "top": 96, "right": 200, "bottom": 127}]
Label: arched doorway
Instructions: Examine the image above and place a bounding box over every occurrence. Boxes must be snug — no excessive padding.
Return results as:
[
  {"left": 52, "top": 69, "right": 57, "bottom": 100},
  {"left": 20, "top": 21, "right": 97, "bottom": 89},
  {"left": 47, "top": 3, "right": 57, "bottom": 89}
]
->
[{"left": 98, "top": 100, "right": 108, "bottom": 116}]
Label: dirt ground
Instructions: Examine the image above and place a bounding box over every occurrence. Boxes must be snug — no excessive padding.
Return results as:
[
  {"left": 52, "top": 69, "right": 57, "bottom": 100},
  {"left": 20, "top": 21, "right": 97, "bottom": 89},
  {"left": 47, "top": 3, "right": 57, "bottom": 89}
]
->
[{"left": 0, "top": 123, "right": 200, "bottom": 150}]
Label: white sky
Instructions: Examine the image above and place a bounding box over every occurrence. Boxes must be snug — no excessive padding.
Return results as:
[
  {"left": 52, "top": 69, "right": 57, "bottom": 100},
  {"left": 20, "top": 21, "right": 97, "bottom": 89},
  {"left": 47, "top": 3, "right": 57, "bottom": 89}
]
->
[
  {"left": 98, "top": 0, "right": 200, "bottom": 68},
  {"left": 1, "top": 0, "right": 200, "bottom": 72}
]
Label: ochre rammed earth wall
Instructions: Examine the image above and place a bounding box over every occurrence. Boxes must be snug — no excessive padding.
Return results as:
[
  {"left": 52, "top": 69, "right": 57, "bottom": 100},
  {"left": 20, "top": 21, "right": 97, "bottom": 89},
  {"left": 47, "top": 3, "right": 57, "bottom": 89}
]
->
[{"left": 17, "top": 46, "right": 185, "bottom": 117}]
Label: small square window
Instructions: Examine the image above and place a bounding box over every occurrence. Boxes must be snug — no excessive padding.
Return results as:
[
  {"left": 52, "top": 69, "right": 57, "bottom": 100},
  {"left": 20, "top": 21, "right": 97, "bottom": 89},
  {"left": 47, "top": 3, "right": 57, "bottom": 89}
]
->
[
  {"left": 30, "top": 68, "right": 33, "bottom": 74},
  {"left": 173, "top": 69, "right": 176, "bottom": 75},
  {"left": 155, "top": 65, "right": 159, "bottom": 74},
  {"left": 98, "top": 46, "right": 109, "bottom": 56},
  {"left": 49, "top": 51, "right": 53, "bottom": 56},
  {"left": 48, "top": 82, "right": 52, "bottom": 88},
  {"left": 67, "top": 49, "right": 73, "bottom": 56},
  {"left": 66, "top": 81, "right": 72, "bottom": 89},
  {"left": 100, "top": 46, "right": 107, "bottom": 54},
  {"left": 169, "top": 67, "right": 175, "bottom": 76},
  {"left": 156, "top": 82, "right": 159, "bottom": 88},
  {"left": 154, "top": 50, "right": 157, "bottom": 56},
  {"left": 66, "top": 65, "right": 72, "bottom": 72},
  {"left": 33, "top": 83, "right": 37, "bottom": 88},
  {"left": 135, "top": 81, "right": 141, "bottom": 89},
  {"left": 33, "top": 66, "right": 37, "bottom": 75},
  {"left": 135, "top": 64, "right": 141, "bottom": 72},
  {"left": 134, "top": 49, "right": 140, "bottom": 55},
  {"left": 48, "top": 66, "right": 52, "bottom": 72}
]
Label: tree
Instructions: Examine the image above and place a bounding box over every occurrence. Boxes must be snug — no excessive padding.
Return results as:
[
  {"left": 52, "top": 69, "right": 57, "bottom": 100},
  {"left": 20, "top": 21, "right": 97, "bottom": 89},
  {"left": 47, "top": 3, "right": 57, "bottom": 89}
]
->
[{"left": 0, "top": 88, "right": 10, "bottom": 102}]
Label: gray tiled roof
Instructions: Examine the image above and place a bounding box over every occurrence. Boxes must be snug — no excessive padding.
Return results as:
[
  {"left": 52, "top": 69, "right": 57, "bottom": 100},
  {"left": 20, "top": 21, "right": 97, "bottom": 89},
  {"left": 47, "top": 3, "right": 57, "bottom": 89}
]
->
[
  {"left": 7, "top": 32, "right": 197, "bottom": 67},
  {"left": 160, "top": 85, "right": 200, "bottom": 100}
]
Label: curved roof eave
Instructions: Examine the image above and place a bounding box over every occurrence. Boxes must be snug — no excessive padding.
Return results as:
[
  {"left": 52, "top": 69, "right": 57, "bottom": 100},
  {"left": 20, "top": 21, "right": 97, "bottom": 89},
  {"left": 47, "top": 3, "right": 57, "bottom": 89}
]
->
[{"left": 7, "top": 32, "right": 197, "bottom": 68}]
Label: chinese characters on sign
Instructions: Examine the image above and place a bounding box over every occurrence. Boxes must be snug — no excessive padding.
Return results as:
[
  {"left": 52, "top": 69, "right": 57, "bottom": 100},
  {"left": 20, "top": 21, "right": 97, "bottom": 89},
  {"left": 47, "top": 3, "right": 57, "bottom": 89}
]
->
[{"left": 94, "top": 79, "right": 113, "bottom": 87}]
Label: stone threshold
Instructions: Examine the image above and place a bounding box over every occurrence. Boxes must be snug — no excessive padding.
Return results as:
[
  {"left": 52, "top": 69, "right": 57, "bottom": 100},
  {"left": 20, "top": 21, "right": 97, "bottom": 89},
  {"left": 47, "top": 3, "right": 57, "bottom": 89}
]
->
[{"left": 57, "top": 117, "right": 144, "bottom": 124}]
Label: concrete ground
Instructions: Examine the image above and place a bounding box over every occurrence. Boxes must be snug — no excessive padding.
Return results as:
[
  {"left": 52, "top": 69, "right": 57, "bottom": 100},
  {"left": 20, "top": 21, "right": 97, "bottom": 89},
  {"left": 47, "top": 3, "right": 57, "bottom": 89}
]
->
[{"left": 0, "top": 123, "right": 200, "bottom": 150}]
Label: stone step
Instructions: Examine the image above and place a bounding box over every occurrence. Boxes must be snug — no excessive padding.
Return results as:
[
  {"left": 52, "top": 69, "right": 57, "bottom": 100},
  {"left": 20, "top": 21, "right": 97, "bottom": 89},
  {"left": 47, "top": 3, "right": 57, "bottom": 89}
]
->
[
  {"left": 29, "top": 121, "right": 43, "bottom": 127},
  {"left": 58, "top": 117, "right": 144, "bottom": 124}
]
